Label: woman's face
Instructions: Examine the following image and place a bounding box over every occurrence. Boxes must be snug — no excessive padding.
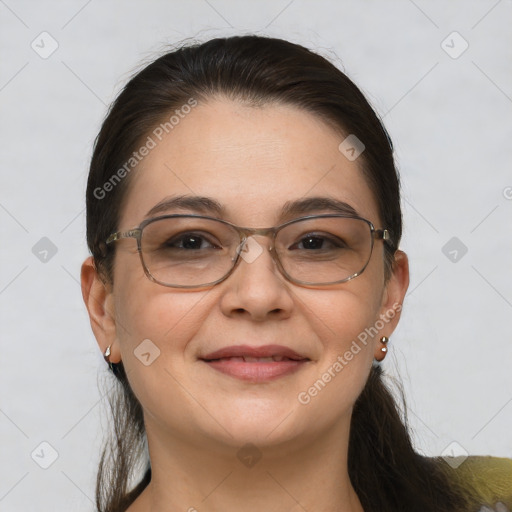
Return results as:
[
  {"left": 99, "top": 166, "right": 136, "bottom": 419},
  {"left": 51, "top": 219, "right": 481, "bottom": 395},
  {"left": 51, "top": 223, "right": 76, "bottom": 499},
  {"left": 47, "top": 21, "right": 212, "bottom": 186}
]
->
[{"left": 95, "top": 98, "right": 407, "bottom": 452}]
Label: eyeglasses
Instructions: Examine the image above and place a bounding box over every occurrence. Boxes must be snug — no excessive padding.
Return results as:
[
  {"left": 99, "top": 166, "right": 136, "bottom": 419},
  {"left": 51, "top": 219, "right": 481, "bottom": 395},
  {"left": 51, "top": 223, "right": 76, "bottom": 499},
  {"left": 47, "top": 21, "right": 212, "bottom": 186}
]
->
[{"left": 106, "top": 214, "right": 392, "bottom": 288}]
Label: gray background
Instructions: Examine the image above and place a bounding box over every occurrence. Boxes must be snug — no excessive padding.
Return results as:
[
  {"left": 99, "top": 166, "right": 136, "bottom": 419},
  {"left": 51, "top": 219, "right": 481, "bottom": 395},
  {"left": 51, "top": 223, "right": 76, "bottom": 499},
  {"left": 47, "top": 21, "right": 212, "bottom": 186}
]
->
[{"left": 1, "top": 0, "right": 511, "bottom": 510}]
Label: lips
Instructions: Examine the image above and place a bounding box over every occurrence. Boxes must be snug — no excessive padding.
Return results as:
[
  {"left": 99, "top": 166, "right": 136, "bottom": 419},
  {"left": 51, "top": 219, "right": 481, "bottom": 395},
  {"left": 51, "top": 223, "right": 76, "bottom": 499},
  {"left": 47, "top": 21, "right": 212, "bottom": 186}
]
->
[
  {"left": 200, "top": 344, "right": 310, "bottom": 382},
  {"left": 202, "top": 344, "right": 307, "bottom": 361}
]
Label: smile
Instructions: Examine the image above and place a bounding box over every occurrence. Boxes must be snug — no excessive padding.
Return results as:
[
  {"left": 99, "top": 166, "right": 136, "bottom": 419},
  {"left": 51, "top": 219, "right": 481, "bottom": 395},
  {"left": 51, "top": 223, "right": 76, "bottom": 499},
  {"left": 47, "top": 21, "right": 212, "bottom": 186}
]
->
[{"left": 200, "top": 344, "right": 310, "bottom": 382}]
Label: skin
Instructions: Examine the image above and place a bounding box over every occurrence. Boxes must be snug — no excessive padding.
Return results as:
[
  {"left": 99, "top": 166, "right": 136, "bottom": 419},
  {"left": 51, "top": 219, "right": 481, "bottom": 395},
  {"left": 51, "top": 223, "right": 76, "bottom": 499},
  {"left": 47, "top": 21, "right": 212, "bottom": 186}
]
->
[{"left": 81, "top": 98, "right": 409, "bottom": 512}]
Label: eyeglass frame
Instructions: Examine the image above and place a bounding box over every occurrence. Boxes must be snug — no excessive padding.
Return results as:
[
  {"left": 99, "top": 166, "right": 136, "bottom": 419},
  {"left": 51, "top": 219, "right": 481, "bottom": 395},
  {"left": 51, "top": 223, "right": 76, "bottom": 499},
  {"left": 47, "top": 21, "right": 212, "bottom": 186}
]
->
[{"left": 105, "top": 213, "right": 393, "bottom": 288}]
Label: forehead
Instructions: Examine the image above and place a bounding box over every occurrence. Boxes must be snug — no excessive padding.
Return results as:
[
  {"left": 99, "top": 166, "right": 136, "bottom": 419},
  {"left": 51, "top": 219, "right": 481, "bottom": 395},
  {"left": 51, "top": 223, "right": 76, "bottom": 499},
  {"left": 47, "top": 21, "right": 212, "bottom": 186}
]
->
[{"left": 119, "top": 98, "right": 380, "bottom": 227}]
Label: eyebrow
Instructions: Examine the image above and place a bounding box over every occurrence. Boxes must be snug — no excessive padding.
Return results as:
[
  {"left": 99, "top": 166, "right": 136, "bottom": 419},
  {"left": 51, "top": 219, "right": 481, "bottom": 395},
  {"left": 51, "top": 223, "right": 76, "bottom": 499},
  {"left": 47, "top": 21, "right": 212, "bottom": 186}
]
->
[
  {"left": 145, "top": 195, "right": 226, "bottom": 218},
  {"left": 280, "top": 197, "right": 358, "bottom": 219},
  {"left": 144, "top": 195, "right": 359, "bottom": 221}
]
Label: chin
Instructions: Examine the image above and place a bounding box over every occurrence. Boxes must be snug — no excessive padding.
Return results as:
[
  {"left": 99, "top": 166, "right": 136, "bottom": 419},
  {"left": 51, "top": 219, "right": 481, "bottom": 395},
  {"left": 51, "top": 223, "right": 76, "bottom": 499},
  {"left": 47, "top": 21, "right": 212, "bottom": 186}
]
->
[{"left": 197, "top": 398, "right": 320, "bottom": 450}]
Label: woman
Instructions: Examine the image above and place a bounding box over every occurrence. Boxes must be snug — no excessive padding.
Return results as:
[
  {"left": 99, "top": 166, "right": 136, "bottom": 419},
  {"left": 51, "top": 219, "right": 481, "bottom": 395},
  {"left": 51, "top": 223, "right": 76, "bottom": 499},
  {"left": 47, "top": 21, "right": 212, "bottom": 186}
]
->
[{"left": 80, "top": 35, "right": 511, "bottom": 512}]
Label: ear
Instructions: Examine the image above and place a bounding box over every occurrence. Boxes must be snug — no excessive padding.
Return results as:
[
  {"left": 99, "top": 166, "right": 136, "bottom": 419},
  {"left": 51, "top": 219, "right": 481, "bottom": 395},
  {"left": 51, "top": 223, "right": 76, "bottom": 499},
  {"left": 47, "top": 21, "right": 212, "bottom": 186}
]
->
[
  {"left": 374, "top": 250, "right": 409, "bottom": 358},
  {"left": 80, "top": 256, "right": 122, "bottom": 364}
]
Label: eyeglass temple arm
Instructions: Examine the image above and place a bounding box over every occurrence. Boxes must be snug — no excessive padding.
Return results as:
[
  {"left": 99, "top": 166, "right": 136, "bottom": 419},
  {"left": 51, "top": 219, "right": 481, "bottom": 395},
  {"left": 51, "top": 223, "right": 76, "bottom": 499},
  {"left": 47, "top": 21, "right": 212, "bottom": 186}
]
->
[
  {"left": 376, "top": 229, "right": 393, "bottom": 246},
  {"left": 106, "top": 229, "right": 142, "bottom": 245}
]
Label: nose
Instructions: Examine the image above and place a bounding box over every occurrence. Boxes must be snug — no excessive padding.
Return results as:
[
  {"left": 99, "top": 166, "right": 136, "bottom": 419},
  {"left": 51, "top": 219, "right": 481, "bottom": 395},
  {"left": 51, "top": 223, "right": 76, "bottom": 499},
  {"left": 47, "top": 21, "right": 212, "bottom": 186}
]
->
[{"left": 219, "top": 236, "right": 294, "bottom": 321}]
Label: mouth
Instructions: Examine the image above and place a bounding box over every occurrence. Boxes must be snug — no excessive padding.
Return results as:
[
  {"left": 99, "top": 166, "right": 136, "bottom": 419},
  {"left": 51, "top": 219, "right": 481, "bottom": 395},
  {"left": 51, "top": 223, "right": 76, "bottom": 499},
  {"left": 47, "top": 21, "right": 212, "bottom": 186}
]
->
[{"left": 200, "top": 344, "right": 310, "bottom": 382}]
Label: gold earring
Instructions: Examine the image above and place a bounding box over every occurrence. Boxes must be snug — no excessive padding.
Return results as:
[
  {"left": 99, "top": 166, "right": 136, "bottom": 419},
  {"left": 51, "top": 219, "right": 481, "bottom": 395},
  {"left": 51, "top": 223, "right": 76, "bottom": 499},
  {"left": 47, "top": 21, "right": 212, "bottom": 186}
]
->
[
  {"left": 103, "top": 344, "right": 122, "bottom": 376},
  {"left": 103, "top": 344, "right": 111, "bottom": 363},
  {"left": 375, "top": 336, "right": 389, "bottom": 362}
]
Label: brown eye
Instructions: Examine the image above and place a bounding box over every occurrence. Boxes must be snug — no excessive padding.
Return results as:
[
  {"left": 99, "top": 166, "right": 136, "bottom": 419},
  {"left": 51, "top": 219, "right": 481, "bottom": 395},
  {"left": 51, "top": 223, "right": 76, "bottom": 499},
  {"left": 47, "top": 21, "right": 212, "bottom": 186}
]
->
[
  {"left": 162, "top": 232, "right": 221, "bottom": 251},
  {"left": 290, "top": 234, "right": 346, "bottom": 251}
]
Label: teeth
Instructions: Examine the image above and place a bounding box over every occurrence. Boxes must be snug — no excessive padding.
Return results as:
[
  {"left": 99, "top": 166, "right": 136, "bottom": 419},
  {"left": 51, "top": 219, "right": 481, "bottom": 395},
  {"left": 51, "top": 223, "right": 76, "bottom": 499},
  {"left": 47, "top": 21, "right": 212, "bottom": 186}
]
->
[
  {"left": 243, "top": 356, "right": 274, "bottom": 362},
  {"left": 210, "top": 355, "right": 296, "bottom": 362}
]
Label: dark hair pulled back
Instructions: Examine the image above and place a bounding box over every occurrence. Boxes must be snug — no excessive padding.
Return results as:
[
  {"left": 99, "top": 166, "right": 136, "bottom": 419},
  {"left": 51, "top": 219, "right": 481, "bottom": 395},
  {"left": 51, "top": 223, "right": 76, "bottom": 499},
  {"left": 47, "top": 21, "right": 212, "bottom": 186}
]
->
[{"left": 86, "top": 35, "right": 472, "bottom": 512}]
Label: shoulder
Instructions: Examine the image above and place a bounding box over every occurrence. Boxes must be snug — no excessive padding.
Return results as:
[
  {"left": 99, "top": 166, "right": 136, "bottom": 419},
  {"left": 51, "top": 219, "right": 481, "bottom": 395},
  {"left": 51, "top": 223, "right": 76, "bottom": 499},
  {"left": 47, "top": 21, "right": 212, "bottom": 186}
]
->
[{"left": 441, "top": 455, "right": 512, "bottom": 510}]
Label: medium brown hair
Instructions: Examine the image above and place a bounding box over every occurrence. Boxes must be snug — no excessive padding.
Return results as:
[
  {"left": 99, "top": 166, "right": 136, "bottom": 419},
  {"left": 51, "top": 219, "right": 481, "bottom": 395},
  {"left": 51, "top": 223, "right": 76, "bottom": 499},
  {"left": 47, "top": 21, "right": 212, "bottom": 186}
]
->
[{"left": 86, "top": 35, "right": 474, "bottom": 512}]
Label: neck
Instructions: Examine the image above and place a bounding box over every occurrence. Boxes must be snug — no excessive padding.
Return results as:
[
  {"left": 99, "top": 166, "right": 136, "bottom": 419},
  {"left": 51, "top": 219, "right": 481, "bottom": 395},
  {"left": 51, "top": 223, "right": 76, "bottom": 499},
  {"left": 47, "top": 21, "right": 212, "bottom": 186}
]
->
[{"left": 131, "top": 417, "right": 364, "bottom": 512}]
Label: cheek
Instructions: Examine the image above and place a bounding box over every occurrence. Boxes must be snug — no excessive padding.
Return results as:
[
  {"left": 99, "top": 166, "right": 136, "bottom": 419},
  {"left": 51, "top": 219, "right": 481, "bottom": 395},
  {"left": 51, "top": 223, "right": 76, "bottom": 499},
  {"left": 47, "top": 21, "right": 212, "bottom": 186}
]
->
[
  {"left": 111, "top": 282, "right": 217, "bottom": 430},
  {"left": 292, "top": 284, "right": 383, "bottom": 413},
  {"left": 113, "top": 274, "right": 211, "bottom": 379},
  {"left": 303, "top": 281, "right": 383, "bottom": 355},
  {"left": 115, "top": 283, "right": 211, "bottom": 353}
]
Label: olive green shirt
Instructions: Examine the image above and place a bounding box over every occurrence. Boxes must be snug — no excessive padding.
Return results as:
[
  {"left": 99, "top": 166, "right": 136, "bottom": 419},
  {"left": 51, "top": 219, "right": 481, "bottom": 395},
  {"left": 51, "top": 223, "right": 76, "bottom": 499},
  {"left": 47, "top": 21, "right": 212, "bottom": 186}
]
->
[{"left": 448, "top": 456, "right": 512, "bottom": 510}]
